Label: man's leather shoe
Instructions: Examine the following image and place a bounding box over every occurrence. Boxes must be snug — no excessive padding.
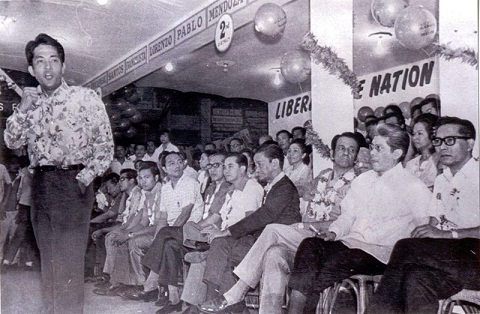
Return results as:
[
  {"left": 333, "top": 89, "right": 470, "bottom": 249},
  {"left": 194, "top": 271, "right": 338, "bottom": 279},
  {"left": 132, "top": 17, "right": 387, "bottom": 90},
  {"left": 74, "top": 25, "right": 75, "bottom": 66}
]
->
[
  {"left": 194, "top": 241, "right": 210, "bottom": 252},
  {"left": 199, "top": 296, "right": 245, "bottom": 313},
  {"left": 119, "top": 287, "right": 158, "bottom": 302},
  {"left": 181, "top": 305, "right": 201, "bottom": 314},
  {"left": 199, "top": 296, "right": 229, "bottom": 313},
  {"left": 156, "top": 301, "right": 183, "bottom": 314},
  {"left": 155, "top": 288, "right": 169, "bottom": 307}
]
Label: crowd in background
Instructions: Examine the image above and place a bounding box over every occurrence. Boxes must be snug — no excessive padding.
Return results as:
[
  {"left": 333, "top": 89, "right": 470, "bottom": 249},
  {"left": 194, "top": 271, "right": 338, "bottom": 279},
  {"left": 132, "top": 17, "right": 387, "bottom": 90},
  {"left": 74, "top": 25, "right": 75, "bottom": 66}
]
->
[{"left": 1, "top": 95, "right": 479, "bottom": 314}]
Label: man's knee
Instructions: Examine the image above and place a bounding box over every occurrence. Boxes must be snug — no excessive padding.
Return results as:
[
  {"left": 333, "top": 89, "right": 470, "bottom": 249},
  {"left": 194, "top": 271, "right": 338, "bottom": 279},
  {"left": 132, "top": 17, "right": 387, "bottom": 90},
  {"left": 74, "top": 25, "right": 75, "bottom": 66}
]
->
[{"left": 264, "top": 245, "right": 290, "bottom": 272}]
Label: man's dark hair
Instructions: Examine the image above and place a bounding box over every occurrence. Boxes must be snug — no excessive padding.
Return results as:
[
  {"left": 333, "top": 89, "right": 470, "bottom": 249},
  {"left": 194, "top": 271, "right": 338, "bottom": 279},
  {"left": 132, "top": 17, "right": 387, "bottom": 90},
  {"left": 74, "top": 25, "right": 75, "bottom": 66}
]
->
[
  {"left": 291, "top": 126, "right": 306, "bottom": 138},
  {"left": 230, "top": 138, "right": 244, "bottom": 145},
  {"left": 365, "top": 115, "right": 378, "bottom": 127},
  {"left": 120, "top": 168, "right": 138, "bottom": 184},
  {"left": 160, "top": 151, "right": 184, "bottom": 167},
  {"left": 138, "top": 161, "right": 160, "bottom": 177},
  {"left": 255, "top": 143, "right": 284, "bottom": 169},
  {"left": 383, "top": 104, "right": 403, "bottom": 117},
  {"left": 276, "top": 129, "right": 293, "bottom": 139},
  {"left": 376, "top": 123, "right": 410, "bottom": 162},
  {"left": 159, "top": 129, "right": 170, "bottom": 137},
  {"left": 103, "top": 172, "right": 120, "bottom": 184},
  {"left": 380, "top": 112, "right": 405, "bottom": 128},
  {"left": 331, "top": 132, "right": 363, "bottom": 154},
  {"left": 26, "top": 33, "right": 65, "bottom": 66},
  {"left": 435, "top": 116, "right": 476, "bottom": 140},
  {"left": 226, "top": 152, "right": 248, "bottom": 170},
  {"left": 419, "top": 97, "right": 441, "bottom": 115},
  {"left": 204, "top": 142, "right": 217, "bottom": 150}
]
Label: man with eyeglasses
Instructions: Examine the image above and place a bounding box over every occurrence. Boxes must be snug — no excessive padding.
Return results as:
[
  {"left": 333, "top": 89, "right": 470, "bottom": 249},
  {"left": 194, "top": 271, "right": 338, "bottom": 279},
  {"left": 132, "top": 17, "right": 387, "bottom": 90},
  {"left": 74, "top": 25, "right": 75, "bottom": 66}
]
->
[
  {"left": 229, "top": 138, "right": 245, "bottom": 153},
  {"left": 285, "top": 123, "right": 432, "bottom": 314},
  {"left": 199, "top": 132, "right": 361, "bottom": 314},
  {"left": 89, "top": 169, "right": 138, "bottom": 283},
  {"left": 368, "top": 116, "right": 479, "bottom": 314},
  {"left": 200, "top": 144, "right": 301, "bottom": 313},
  {"left": 180, "top": 153, "right": 263, "bottom": 314}
]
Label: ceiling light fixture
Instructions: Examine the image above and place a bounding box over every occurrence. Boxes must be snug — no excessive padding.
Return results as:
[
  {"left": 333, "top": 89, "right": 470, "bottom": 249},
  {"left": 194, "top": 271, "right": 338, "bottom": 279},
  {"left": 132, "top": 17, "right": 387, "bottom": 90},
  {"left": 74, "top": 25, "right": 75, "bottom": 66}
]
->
[
  {"left": 164, "top": 62, "right": 174, "bottom": 72},
  {"left": 97, "top": 0, "right": 109, "bottom": 5},
  {"left": 273, "top": 69, "right": 282, "bottom": 86},
  {"left": 216, "top": 60, "right": 235, "bottom": 72},
  {"left": 369, "top": 31, "right": 393, "bottom": 57}
]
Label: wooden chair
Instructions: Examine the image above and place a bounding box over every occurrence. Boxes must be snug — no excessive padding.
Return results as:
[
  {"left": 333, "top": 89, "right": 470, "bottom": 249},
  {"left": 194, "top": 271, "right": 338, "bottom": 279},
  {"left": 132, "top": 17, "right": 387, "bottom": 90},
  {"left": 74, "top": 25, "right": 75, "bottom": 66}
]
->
[
  {"left": 316, "top": 274, "right": 383, "bottom": 314},
  {"left": 438, "top": 289, "right": 480, "bottom": 314}
]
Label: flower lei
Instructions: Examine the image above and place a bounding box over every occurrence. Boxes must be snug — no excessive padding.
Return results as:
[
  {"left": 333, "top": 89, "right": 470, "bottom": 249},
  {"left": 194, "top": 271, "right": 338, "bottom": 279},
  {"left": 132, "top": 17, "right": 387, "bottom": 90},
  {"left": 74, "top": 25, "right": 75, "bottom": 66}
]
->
[
  {"left": 301, "top": 32, "right": 362, "bottom": 99},
  {"left": 434, "top": 190, "right": 460, "bottom": 231},
  {"left": 306, "top": 169, "right": 356, "bottom": 221},
  {"left": 433, "top": 43, "right": 478, "bottom": 69},
  {"left": 304, "top": 120, "right": 331, "bottom": 159}
]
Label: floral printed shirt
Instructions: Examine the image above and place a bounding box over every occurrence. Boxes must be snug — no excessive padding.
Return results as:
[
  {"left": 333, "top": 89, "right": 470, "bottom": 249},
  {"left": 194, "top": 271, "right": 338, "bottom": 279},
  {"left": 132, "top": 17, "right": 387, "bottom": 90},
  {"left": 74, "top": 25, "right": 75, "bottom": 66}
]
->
[
  {"left": 4, "top": 80, "right": 114, "bottom": 186},
  {"left": 428, "top": 157, "right": 479, "bottom": 230}
]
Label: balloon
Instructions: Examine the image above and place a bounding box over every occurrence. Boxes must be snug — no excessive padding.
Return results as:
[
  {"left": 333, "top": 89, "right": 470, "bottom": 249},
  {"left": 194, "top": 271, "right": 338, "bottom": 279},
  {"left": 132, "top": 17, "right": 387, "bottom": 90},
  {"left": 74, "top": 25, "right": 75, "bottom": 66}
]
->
[
  {"left": 123, "top": 105, "right": 137, "bottom": 117},
  {"left": 371, "top": 0, "right": 409, "bottom": 27},
  {"left": 125, "top": 127, "right": 137, "bottom": 138},
  {"left": 410, "top": 97, "right": 423, "bottom": 107},
  {"left": 127, "top": 92, "right": 140, "bottom": 104},
  {"left": 117, "top": 118, "right": 131, "bottom": 131},
  {"left": 395, "top": 5, "right": 437, "bottom": 50},
  {"left": 115, "top": 99, "right": 128, "bottom": 111},
  {"left": 374, "top": 106, "right": 384, "bottom": 118},
  {"left": 357, "top": 106, "right": 375, "bottom": 122},
  {"left": 398, "top": 101, "right": 411, "bottom": 119},
  {"left": 130, "top": 112, "right": 143, "bottom": 123},
  {"left": 110, "top": 112, "right": 121, "bottom": 122},
  {"left": 254, "top": 3, "right": 287, "bottom": 37},
  {"left": 113, "top": 131, "right": 123, "bottom": 138},
  {"left": 280, "top": 50, "right": 311, "bottom": 84}
]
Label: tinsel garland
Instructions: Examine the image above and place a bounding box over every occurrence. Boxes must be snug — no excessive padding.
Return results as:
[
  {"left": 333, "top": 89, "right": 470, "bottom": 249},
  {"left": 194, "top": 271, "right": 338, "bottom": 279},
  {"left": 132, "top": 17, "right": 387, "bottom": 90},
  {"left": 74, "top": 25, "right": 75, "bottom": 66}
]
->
[
  {"left": 304, "top": 120, "right": 331, "bottom": 159},
  {"left": 433, "top": 44, "right": 478, "bottom": 69},
  {"left": 301, "top": 32, "right": 362, "bottom": 99}
]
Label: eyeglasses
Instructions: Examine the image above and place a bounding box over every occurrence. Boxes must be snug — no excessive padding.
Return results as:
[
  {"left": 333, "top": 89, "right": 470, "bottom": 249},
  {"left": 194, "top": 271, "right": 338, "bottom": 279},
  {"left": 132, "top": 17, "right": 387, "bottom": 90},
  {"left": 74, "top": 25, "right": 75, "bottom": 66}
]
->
[
  {"left": 369, "top": 144, "right": 388, "bottom": 153},
  {"left": 119, "top": 177, "right": 130, "bottom": 181},
  {"left": 431, "top": 136, "right": 471, "bottom": 147},
  {"left": 206, "top": 163, "right": 224, "bottom": 169}
]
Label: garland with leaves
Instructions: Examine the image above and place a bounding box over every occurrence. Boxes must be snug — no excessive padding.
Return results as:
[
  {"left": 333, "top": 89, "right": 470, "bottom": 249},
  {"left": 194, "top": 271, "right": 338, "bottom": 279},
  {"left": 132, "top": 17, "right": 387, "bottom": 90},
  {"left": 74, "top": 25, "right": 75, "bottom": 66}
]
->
[
  {"left": 304, "top": 120, "right": 331, "bottom": 159},
  {"left": 433, "top": 43, "right": 478, "bottom": 69},
  {"left": 301, "top": 32, "right": 362, "bottom": 99}
]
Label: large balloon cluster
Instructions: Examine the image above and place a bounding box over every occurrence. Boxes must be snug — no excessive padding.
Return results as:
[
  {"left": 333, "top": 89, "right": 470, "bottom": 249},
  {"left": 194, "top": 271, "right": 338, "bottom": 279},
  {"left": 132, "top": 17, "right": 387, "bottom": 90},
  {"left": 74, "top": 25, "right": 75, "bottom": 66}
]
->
[
  {"left": 371, "top": 0, "right": 437, "bottom": 50},
  {"left": 107, "top": 87, "right": 143, "bottom": 139}
]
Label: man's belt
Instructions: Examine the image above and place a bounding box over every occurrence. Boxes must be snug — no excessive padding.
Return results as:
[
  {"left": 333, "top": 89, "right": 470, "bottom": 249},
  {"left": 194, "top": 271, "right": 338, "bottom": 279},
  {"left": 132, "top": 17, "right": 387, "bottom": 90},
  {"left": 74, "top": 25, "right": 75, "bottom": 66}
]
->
[{"left": 35, "top": 164, "right": 84, "bottom": 172}]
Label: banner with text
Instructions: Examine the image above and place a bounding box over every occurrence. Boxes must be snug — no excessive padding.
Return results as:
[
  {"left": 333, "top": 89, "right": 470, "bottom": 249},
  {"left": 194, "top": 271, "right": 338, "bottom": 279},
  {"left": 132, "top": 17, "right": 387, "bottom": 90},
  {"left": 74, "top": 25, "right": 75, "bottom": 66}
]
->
[
  {"left": 354, "top": 57, "right": 439, "bottom": 111},
  {"left": 268, "top": 91, "right": 312, "bottom": 137}
]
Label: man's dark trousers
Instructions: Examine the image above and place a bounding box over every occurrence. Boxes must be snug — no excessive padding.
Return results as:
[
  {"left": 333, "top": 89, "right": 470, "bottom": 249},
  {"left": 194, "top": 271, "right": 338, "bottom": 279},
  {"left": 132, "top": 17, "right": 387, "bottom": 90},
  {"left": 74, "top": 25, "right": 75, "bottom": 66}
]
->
[{"left": 31, "top": 169, "right": 94, "bottom": 314}]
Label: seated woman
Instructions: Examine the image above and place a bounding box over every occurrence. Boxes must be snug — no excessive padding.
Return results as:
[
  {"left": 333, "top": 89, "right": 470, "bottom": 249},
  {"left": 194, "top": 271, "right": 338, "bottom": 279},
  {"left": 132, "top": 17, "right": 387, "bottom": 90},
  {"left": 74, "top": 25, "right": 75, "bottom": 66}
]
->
[
  {"left": 405, "top": 113, "right": 440, "bottom": 190},
  {"left": 284, "top": 139, "right": 312, "bottom": 196}
]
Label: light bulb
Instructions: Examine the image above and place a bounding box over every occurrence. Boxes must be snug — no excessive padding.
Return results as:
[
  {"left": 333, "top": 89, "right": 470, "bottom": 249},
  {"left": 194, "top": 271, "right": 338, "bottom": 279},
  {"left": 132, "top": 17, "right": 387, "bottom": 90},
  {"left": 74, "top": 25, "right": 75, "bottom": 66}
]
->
[
  {"left": 165, "top": 62, "right": 174, "bottom": 72},
  {"left": 273, "top": 71, "right": 282, "bottom": 86}
]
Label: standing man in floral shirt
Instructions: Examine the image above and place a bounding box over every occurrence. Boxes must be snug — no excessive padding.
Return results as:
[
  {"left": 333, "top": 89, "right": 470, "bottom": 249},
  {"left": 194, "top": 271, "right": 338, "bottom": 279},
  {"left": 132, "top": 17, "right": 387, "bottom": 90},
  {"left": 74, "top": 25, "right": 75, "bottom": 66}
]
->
[{"left": 4, "top": 33, "right": 114, "bottom": 314}]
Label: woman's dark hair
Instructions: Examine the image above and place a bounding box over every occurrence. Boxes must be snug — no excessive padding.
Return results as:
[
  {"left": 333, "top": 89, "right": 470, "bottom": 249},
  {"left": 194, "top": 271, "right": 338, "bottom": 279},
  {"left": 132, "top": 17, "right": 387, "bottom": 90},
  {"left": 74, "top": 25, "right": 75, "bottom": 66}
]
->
[{"left": 288, "top": 138, "right": 311, "bottom": 165}]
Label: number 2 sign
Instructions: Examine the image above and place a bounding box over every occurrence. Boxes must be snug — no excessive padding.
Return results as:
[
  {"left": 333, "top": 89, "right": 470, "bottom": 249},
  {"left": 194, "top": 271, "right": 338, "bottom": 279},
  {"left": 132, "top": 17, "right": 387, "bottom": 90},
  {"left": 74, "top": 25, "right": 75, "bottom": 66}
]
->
[{"left": 215, "top": 14, "right": 234, "bottom": 52}]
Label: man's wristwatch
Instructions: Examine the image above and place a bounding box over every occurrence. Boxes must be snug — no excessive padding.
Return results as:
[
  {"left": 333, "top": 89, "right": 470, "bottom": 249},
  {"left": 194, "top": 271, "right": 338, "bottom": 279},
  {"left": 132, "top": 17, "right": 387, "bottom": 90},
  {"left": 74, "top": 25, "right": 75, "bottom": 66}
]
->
[
  {"left": 128, "top": 232, "right": 134, "bottom": 238},
  {"left": 451, "top": 230, "right": 459, "bottom": 239}
]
